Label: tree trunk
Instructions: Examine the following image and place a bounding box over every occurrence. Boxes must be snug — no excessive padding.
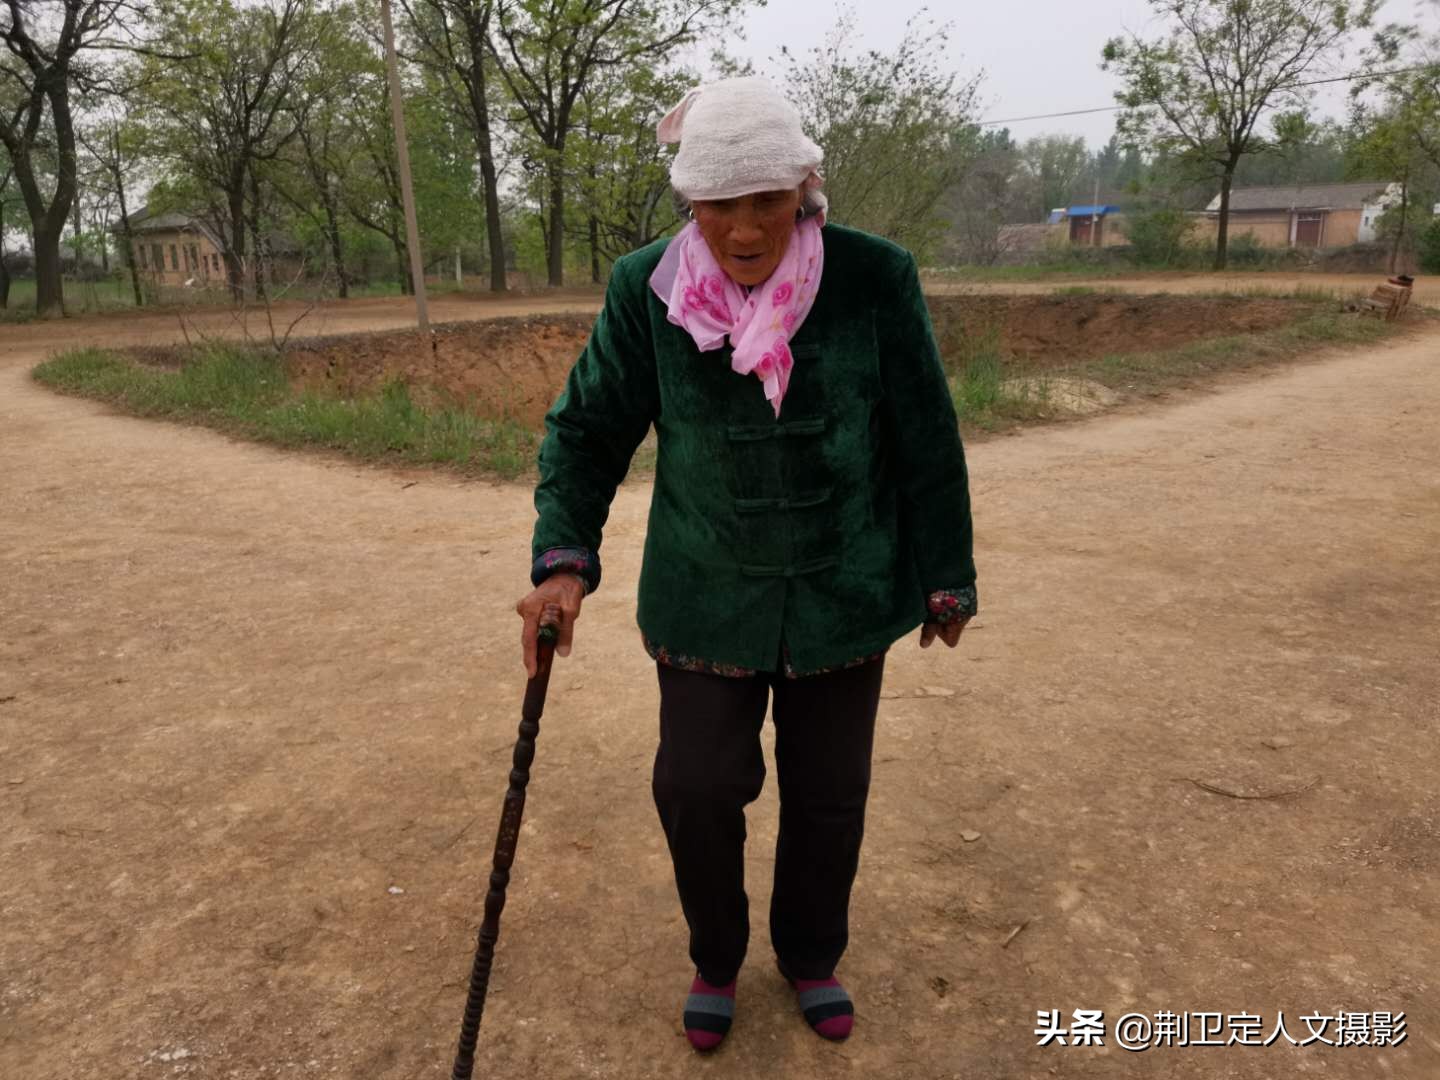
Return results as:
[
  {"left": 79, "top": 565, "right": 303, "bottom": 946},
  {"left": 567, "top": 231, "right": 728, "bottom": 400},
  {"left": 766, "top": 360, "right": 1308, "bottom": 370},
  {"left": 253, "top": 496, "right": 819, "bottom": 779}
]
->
[
  {"left": 325, "top": 196, "right": 348, "bottom": 298},
  {"left": 249, "top": 170, "right": 268, "bottom": 302},
  {"left": 589, "top": 212, "right": 600, "bottom": 284},
  {"left": 7, "top": 85, "right": 77, "bottom": 316},
  {"left": 461, "top": 10, "right": 507, "bottom": 293},
  {"left": 1213, "top": 167, "right": 1235, "bottom": 272},
  {"left": 32, "top": 224, "right": 65, "bottom": 316},
  {"left": 482, "top": 152, "right": 506, "bottom": 293},
  {"left": 0, "top": 255, "right": 9, "bottom": 308},
  {"left": 72, "top": 186, "right": 85, "bottom": 271},
  {"left": 547, "top": 156, "right": 565, "bottom": 287},
  {"left": 393, "top": 237, "right": 412, "bottom": 295},
  {"left": 1390, "top": 179, "right": 1408, "bottom": 275},
  {"left": 586, "top": 157, "right": 599, "bottom": 283},
  {"left": 226, "top": 186, "right": 248, "bottom": 303},
  {"left": 112, "top": 131, "right": 144, "bottom": 308},
  {"left": 116, "top": 213, "right": 141, "bottom": 308},
  {"left": 0, "top": 199, "right": 9, "bottom": 308}
]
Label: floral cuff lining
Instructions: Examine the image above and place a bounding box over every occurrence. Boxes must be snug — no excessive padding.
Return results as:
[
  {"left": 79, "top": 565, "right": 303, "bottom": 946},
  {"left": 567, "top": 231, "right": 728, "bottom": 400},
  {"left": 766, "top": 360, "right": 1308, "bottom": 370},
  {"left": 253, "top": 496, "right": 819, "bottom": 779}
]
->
[
  {"left": 531, "top": 546, "right": 600, "bottom": 595},
  {"left": 926, "top": 584, "right": 978, "bottom": 624}
]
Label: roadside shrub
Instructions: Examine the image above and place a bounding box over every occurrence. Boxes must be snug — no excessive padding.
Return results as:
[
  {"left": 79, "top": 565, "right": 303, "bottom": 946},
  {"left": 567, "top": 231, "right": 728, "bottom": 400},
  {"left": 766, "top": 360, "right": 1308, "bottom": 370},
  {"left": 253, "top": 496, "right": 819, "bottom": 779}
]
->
[
  {"left": 1125, "top": 209, "right": 1196, "bottom": 266},
  {"left": 1419, "top": 218, "right": 1440, "bottom": 274},
  {"left": 1223, "top": 233, "right": 1267, "bottom": 266},
  {"left": 1317, "top": 243, "right": 1390, "bottom": 274},
  {"left": 3, "top": 250, "right": 34, "bottom": 277}
]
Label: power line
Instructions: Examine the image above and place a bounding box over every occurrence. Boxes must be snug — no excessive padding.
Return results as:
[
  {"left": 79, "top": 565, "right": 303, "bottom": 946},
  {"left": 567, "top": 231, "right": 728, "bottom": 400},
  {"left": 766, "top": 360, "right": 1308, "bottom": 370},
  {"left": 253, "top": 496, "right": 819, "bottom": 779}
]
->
[{"left": 977, "top": 65, "right": 1435, "bottom": 127}]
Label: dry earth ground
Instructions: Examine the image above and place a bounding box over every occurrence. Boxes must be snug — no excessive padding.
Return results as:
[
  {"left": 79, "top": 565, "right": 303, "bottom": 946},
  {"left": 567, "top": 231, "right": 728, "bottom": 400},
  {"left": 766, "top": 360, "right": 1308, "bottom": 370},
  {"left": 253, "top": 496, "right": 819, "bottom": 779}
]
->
[{"left": 2, "top": 290, "right": 1438, "bottom": 1080}]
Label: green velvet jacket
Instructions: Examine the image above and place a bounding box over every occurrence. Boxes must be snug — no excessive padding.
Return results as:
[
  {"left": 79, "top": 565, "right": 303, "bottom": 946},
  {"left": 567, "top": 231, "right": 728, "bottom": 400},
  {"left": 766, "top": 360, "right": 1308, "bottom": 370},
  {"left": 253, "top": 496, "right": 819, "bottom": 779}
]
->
[{"left": 529, "top": 223, "right": 976, "bottom": 677}]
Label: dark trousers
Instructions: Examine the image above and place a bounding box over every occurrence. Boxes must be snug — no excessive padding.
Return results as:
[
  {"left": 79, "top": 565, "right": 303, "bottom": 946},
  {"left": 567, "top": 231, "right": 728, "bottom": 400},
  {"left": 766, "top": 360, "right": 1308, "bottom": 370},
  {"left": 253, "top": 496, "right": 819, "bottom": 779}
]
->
[{"left": 652, "top": 651, "right": 885, "bottom": 986}]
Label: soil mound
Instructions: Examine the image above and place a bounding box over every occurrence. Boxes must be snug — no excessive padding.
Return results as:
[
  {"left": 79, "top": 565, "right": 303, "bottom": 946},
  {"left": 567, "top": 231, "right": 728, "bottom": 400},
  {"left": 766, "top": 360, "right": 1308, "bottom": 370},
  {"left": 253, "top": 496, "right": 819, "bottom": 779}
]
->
[
  {"left": 929, "top": 293, "right": 1319, "bottom": 370},
  {"left": 233, "top": 294, "right": 1323, "bottom": 429}
]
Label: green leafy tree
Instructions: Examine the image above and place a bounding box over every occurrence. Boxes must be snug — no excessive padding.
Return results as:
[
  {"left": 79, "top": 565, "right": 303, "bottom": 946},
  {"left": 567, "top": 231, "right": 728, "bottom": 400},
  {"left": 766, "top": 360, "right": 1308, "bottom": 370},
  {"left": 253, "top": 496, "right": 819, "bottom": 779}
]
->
[
  {"left": 782, "top": 9, "right": 982, "bottom": 262},
  {"left": 406, "top": 70, "right": 486, "bottom": 277},
  {"left": 77, "top": 92, "right": 151, "bottom": 306},
  {"left": 336, "top": 58, "right": 416, "bottom": 292},
  {"left": 1093, "top": 134, "right": 1145, "bottom": 201},
  {"left": 1360, "top": 20, "right": 1440, "bottom": 167},
  {"left": 0, "top": 0, "right": 149, "bottom": 315},
  {"left": 1230, "top": 111, "right": 1348, "bottom": 187},
  {"left": 566, "top": 61, "right": 691, "bottom": 280},
  {"left": 1021, "top": 135, "right": 1092, "bottom": 222},
  {"left": 1418, "top": 215, "right": 1440, "bottom": 273},
  {"left": 941, "top": 127, "right": 1024, "bottom": 265},
  {"left": 1103, "top": 0, "right": 1379, "bottom": 270},
  {"left": 1125, "top": 207, "right": 1197, "bottom": 265},
  {"left": 399, "top": 0, "right": 508, "bottom": 291},
  {"left": 491, "top": 0, "right": 751, "bottom": 286},
  {"left": 1345, "top": 102, "right": 1433, "bottom": 270},
  {"left": 263, "top": 3, "right": 371, "bottom": 296},
  {"left": 1348, "top": 17, "right": 1440, "bottom": 270},
  {"left": 321, "top": 42, "right": 477, "bottom": 294},
  {"left": 141, "top": 0, "right": 331, "bottom": 299}
]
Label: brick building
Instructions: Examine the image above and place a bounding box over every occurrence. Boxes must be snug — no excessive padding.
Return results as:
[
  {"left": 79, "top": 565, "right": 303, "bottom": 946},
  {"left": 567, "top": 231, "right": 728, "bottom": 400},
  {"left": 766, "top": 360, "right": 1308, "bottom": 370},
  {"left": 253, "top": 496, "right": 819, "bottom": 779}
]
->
[
  {"left": 115, "top": 206, "right": 228, "bottom": 288},
  {"left": 1199, "top": 182, "right": 1403, "bottom": 249}
]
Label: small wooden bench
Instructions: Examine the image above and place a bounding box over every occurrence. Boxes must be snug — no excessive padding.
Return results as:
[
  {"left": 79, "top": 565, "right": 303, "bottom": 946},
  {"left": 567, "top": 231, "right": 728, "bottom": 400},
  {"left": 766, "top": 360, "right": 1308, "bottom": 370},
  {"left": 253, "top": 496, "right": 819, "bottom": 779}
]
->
[{"left": 1360, "top": 282, "right": 1412, "bottom": 321}]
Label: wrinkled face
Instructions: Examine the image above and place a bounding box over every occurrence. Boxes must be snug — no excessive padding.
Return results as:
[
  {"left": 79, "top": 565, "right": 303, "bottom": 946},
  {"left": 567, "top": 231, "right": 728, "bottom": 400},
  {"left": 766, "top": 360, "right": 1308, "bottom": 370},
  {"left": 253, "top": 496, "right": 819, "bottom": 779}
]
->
[{"left": 691, "top": 187, "right": 804, "bottom": 286}]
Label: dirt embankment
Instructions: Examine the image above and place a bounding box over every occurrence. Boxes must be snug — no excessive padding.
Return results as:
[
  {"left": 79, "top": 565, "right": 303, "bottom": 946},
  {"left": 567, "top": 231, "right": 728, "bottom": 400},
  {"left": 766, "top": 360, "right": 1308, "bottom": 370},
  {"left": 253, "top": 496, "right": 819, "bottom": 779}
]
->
[
  {"left": 283, "top": 315, "right": 595, "bottom": 428},
  {"left": 219, "top": 295, "right": 1335, "bottom": 430},
  {"left": 929, "top": 294, "right": 1321, "bottom": 368}
]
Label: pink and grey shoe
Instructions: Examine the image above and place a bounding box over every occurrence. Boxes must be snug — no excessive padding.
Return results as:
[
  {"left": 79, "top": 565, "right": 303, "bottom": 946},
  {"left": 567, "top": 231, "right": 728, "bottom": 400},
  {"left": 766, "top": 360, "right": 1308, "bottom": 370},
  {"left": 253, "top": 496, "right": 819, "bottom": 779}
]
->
[
  {"left": 781, "top": 967, "right": 855, "bottom": 1041},
  {"left": 682, "top": 973, "right": 736, "bottom": 1051}
]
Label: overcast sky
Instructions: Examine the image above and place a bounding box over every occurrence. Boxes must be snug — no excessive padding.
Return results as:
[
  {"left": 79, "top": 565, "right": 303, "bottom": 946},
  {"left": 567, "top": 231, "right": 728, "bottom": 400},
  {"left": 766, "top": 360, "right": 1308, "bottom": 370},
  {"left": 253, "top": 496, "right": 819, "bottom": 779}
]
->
[{"left": 726, "top": 0, "right": 1440, "bottom": 149}]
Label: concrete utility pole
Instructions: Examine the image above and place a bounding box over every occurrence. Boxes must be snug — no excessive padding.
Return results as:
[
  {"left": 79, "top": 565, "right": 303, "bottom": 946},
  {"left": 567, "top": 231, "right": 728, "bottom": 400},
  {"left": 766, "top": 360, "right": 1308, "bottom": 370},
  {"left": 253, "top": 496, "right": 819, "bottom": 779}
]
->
[
  {"left": 380, "top": 0, "right": 429, "bottom": 335},
  {"left": 1091, "top": 173, "right": 1101, "bottom": 248}
]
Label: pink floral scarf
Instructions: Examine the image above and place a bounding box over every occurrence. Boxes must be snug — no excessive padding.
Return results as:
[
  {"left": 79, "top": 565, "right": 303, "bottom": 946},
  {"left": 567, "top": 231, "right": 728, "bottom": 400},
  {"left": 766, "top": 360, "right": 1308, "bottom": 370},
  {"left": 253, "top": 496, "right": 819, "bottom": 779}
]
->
[{"left": 649, "top": 216, "right": 824, "bottom": 417}]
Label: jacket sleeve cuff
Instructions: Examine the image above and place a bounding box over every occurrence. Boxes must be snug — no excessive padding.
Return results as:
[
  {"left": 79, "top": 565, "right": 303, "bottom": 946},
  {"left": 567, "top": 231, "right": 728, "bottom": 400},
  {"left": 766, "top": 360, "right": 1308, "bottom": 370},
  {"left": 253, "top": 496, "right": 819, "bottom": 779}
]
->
[
  {"left": 925, "top": 584, "right": 977, "bottom": 624},
  {"left": 531, "top": 546, "right": 600, "bottom": 595}
]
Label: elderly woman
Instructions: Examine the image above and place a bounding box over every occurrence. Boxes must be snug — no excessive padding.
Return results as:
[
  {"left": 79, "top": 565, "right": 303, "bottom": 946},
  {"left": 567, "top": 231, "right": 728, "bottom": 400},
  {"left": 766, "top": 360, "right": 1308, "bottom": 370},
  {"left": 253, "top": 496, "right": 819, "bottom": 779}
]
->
[{"left": 514, "top": 75, "right": 975, "bottom": 1050}]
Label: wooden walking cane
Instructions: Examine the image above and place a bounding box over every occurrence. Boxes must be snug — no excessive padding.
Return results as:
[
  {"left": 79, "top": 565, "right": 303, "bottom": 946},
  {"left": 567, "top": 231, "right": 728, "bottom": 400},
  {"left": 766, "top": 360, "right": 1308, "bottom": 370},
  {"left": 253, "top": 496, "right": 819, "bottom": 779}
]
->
[{"left": 450, "top": 603, "right": 562, "bottom": 1080}]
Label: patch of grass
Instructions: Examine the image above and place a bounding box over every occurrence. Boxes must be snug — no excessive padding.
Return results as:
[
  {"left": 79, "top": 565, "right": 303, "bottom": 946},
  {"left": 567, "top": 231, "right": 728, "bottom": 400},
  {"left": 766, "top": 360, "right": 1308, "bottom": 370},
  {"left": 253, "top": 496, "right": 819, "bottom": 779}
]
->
[
  {"left": 927, "top": 263, "right": 1138, "bottom": 284},
  {"left": 1088, "top": 310, "right": 1396, "bottom": 393},
  {"left": 1185, "top": 283, "right": 1360, "bottom": 304},
  {"left": 929, "top": 295, "right": 1409, "bottom": 435},
  {"left": 4, "top": 276, "right": 143, "bottom": 318},
  {"left": 940, "top": 326, "right": 1058, "bottom": 430},
  {"left": 33, "top": 344, "right": 539, "bottom": 479},
  {"left": 1047, "top": 285, "right": 1123, "bottom": 298}
]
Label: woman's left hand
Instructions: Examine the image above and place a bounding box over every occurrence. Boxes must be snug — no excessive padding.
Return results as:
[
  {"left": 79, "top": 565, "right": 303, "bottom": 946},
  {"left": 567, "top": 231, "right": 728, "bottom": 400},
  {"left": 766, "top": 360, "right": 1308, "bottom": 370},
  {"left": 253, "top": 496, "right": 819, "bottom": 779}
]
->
[{"left": 919, "top": 618, "right": 968, "bottom": 649}]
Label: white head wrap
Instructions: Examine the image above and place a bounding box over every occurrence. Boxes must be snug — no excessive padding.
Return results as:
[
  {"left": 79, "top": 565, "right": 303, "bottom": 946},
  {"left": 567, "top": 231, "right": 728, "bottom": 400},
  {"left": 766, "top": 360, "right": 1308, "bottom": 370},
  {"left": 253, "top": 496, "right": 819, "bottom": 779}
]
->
[{"left": 658, "top": 76, "right": 827, "bottom": 213}]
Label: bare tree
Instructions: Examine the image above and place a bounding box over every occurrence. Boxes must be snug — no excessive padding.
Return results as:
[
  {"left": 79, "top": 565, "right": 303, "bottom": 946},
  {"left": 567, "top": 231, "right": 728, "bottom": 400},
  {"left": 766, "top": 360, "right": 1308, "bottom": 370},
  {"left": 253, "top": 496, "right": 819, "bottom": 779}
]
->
[{"left": 78, "top": 101, "right": 145, "bottom": 305}]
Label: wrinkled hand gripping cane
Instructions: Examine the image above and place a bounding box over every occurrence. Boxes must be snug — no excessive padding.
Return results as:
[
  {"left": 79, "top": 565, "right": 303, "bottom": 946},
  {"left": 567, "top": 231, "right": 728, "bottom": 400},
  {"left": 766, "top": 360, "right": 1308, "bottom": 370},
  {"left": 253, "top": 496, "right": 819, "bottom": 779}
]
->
[{"left": 450, "top": 605, "right": 561, "bottom": 1079}]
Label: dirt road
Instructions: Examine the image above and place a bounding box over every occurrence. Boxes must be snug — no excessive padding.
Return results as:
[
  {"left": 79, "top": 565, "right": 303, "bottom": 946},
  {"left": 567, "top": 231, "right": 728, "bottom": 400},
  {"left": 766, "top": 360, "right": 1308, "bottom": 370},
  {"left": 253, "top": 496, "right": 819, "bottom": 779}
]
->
[
  {"left": 2, "top": 306, "right": 1438, "bottom": 1080},
  {"left": 927, "top": 270, "right": 1440, "bottom": 307},
  {"left": 0, "top": 288, "right": 606, "bottom": 357},
  {"left": 0, "top": 270, "right": 1428, "bottom": 360}
]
